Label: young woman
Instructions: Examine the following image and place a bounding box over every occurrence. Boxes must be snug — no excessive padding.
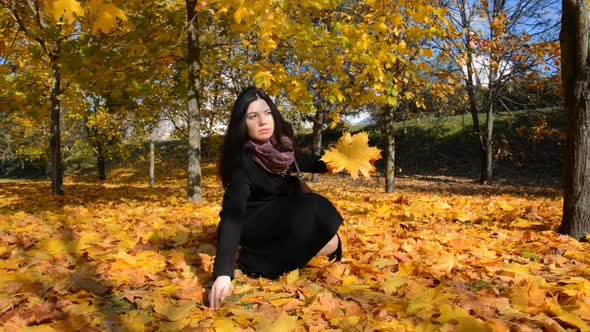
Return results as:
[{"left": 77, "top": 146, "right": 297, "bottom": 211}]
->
[{"left": 208, "top": 86, "right": 343, "bottom": 308}]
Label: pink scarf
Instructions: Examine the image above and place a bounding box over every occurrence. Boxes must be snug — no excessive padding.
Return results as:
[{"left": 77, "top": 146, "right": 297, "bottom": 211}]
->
[{"left": 249, "top": 135, "right": 295, "bottom": 175}]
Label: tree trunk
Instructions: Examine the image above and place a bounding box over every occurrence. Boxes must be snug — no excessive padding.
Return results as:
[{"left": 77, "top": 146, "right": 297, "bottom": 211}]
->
[
  {"left": 97, "top": 143, "right": 106, "bottom": 180},
  {"left": 481, "top": 97, "right": 494, "bottom": 184},
  {"left": 149, "top": 139, "right": 155, "bottom": 188},
  {"left": 558, "top": 0, "right": 590, "bottom": 240},
  {"left": 465, "top": 48, "right": 487, "bottom": 183},
  {"left": 385, "top": 105, "right": 396, "bottom": 193},
  {"left": 311, "top": 105, "right": 324, "bottom": 182},
  {"left": 49, "top": 46, "right": 64, "bottom": 195},
  {"left": 186, "top": 0, "right": 202, "bottom": 202},
  {"left": 481, "top": 45, "right": 499, "bottom": 184}
]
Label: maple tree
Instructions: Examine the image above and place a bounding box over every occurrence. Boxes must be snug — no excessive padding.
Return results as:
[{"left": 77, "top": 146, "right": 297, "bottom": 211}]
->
[
  {"left": 209, "top": 0, "right": 456, "bottom": 192},
  {"left": 0, "top": 0, "right": 127, "bottom": 193},
  {"left": 558, "top": 0, "right": 590, "bottom": 240},
  {"left": 443, "top": 0, "right": 560, "bottom": 184},
  {"left": 186, "top": 0, "right": 204, "bottom": 203},
  {"left": 333, "top": 0, "right": 455, "bottom": 192},
  {"left": 214, "top": 0, "right": 350, "bottom": 176},
  {"left": 0, "top": 53, "right": 49, "bottom": 173}
]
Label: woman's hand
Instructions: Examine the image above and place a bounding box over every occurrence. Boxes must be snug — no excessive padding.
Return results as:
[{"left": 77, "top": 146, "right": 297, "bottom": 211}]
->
[{"left": 208, "top": 276, "right": 232, "bottom": 308}]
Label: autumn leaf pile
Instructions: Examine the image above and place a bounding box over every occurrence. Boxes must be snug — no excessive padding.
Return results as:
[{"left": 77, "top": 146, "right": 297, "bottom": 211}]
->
[{"left": 1, "top": 167, "right": 589, "bottom": 331}]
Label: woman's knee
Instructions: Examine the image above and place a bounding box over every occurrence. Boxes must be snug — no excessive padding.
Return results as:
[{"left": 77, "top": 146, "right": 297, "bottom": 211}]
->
[{"left": 318, "top": 234, "right": 339, "bottom": 255}]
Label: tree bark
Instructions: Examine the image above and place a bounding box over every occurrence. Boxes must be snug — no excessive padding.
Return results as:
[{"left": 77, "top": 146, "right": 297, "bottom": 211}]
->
[
  {"left": 97, "top": 143, "right": 106, "bottom": 180},
  {"left": 385, "top": 104, "right": 396, "bottom": 193},
  {"left": 186, "top": 0, "right": 202, "bottom": 202},
  {"left": 49, "top": 44, "right": 64, "bottom": 195},
  {"left": 481, "top": 95, "right": 495, "bottom": 184},
  {"left": 149, "top": 139, "right": 155, "bottom": 188},
  {"left": 466, "top": 56, "right": 489, "bottom": 184},
  {"left": 464, "top": 41, "right": 487, "bottom": 183},
  {"left": 558, "top": 0, "right": 590, "bottom": 240},
  {"left": 311, "top": 105, "right": 324, "bottom": 182}
]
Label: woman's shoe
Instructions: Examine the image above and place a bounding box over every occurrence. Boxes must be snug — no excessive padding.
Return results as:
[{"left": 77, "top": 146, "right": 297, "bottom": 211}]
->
[{"left": 327, "top": 234, "right": 342, "bottom": 262}]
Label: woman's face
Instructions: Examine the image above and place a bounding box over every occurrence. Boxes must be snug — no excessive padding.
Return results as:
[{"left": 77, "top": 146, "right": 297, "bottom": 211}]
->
[{"left": 246, "top": 98, "right": 274, "bottom": 143}]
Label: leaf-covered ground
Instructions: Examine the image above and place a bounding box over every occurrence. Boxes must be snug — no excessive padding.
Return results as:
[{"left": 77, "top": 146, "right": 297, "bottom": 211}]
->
[{"left": 1, "top": 166, "right": 589, "bottom": 331}]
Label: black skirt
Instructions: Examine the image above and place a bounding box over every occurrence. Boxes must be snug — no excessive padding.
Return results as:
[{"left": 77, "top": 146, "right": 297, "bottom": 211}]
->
[{"left": 237, "top": 192, "right": 343, "bottom": 279}]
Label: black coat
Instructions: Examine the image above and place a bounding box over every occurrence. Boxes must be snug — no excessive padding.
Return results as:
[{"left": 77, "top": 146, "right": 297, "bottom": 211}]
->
[{"left": 212, "top": 152, "right": 343, "bottom": 279}]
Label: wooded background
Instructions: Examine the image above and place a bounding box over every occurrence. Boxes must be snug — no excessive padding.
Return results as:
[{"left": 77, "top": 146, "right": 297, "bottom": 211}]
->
[{"left": 0, "top": 0, "right": 561, "bottom": 185}]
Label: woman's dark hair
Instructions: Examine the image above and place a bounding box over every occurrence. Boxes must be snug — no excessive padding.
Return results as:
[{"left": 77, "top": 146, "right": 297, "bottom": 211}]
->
[{"left": 218, "top": 86, "right": 293, "bottom": 187}]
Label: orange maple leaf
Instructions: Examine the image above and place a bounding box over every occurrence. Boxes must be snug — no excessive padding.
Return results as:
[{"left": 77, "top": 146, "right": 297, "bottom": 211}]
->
[{"left": 321, "top": 132, "right": 382, "bottom": 179}]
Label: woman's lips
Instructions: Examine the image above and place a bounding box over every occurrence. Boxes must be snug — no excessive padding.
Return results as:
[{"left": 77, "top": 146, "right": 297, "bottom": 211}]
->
[{"left": 259, "top": 129, "right": 270, "bottom": 134}]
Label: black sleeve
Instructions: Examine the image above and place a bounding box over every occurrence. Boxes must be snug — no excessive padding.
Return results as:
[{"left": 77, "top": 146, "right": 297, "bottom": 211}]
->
[
  {"left": 212, "top": 168, "right": 251, "bottom": 279},
  {"left": 291, "top": 153, "right": 328, "bottom": 174}
]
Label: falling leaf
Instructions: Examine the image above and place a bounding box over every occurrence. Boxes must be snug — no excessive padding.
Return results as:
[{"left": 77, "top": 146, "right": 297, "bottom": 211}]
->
[{"left": 321, "top": 132, "right": 382, "bottom": 179}]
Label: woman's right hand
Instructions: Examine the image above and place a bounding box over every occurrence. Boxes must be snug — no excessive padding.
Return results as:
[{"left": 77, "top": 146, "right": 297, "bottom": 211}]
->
[{"left": 208, "top": 276, "right": 232, "bottom": 309}]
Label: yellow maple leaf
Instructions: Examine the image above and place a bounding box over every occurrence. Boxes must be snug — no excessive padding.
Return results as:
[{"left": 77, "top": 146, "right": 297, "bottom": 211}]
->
[
  {"left": 153, "top": 301, "right": 195, "bottom": 322},
  {"left": 285, "top": 269, "right": 299, "bottom": 286},
  {"left": 16, "top": 325, "right": 56, "bottom": 332},
  {"left": 213, "top": 318, "right": 237, "bottom": 331},
  {"left": 258, "top": 33, "right": 278, "bottom": 55},
  {"left": 381, "top": 275, "right": 407, "bottom": 295},
  {"left": 90, "top": 2, "right": 127, "bottom": 34},
  {"left": 257, "top": 311, "right": 298, "bottom": 332},
  {"left": 430, "top": 250, "right": 456, "bottom": 279},
  {"left": 233, "top": 6, "right": 249, "bottom": 24},
  {"left": 253, "top": 70, "right": 273, "bottom": 88},
  {"left": 321, "top": 132, "right": 382, "bottom": 179},
  {"left": 38, "top": 238, "right": 71, "bottom": 254},
  {"left": 49, "top": 0, "right": 84, "bottom": 23},
  {"left": 435, "top": 304, "right": 491, "bottom": 332}
]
